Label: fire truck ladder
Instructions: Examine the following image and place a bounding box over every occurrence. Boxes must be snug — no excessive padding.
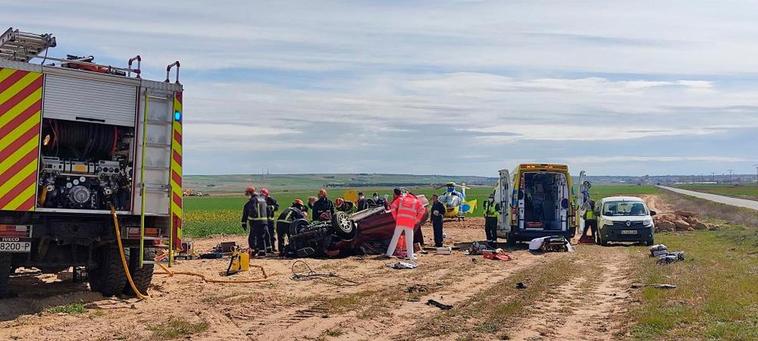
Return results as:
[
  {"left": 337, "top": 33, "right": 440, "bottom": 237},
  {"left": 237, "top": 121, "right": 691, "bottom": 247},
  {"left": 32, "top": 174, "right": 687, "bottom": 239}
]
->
[
  {"left": 0, "top": 27, "right": 56, "bottom": 62},
  {"left": 138, "top": 90, "right": 176, "bottom": 268}
]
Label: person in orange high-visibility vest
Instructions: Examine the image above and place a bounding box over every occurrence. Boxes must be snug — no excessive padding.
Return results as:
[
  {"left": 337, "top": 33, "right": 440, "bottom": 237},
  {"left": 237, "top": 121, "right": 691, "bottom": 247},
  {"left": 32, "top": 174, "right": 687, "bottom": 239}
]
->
[{"left": 385, "top": 188, "right": 426, "bottom": 260}]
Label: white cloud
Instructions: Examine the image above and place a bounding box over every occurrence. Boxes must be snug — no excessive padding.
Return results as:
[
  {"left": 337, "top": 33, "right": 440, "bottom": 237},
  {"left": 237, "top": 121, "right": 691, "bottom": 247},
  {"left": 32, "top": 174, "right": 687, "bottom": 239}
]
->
[
  {"left": 467, "top": 124, "right": 729, "bottom": 142},
  {"left": 184, "top": 123, "right": 300, "bottom": 138},
  {"left": 4, "top": 1, "right": 758, "bottom": 175},
  {"left": 566, "top": 156, "right": 749, "bottom": 163}
]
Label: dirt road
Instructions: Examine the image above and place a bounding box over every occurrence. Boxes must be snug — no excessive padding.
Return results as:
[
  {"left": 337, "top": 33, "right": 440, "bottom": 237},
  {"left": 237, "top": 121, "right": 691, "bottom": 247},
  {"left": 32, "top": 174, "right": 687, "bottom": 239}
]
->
[{"left": 0, "top": 218, "right": 642, "bottom": 340}]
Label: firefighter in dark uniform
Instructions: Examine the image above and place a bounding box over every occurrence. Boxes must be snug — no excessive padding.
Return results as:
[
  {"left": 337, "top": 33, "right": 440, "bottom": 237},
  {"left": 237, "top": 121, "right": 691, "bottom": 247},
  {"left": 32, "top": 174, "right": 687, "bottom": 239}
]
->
[
  {"left": 241, "top": 186, "right": 270, "bottom": 255},
  {"left": 276, "top": 199, "right": 307, "bottom": 256},
  {"left": 483, "top": 193, "right": 500, "bottom": 247},
  {"left": 431, "top": 194, "right": 446, "bottom": 247},
  {"left": 312, "top": 188, "right": 335, "bottom": 221},
  {"left": 261, "top": 188, "right": 279, "bottom": 252},
  {"left": 356, "top": 192, "right": 369, "bottom": 211}
]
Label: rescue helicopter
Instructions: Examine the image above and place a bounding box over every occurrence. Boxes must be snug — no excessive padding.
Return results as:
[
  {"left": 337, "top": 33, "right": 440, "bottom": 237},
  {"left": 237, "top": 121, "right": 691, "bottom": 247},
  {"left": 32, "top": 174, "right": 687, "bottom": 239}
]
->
[{"left": 435, "top": 182, "right": 477, "bottom": 220}]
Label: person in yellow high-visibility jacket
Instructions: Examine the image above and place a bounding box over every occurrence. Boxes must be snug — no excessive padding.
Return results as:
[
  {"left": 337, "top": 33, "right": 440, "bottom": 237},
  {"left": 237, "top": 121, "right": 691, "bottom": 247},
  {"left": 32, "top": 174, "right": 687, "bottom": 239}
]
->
[
  {"left": 483, "top": 194, "right": 500, "bottom": 246},
  {"left": 580, "top": 200, "right": 597, "bottom": 239}
]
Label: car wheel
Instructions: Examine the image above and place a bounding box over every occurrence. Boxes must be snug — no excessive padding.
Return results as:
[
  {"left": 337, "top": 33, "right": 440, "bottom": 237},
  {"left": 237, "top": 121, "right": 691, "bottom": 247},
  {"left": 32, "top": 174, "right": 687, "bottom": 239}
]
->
[
  {"left": 599, "top": 233, "right": 608, "bottom": 246},
  {"left": 289, "top": 219, "right": 309, "bottom": 236},
  {"left": 332, "top": 211, "right": 355, "bottom": 239},
  {"left": 645, "top": 237, "right": 654, "bottom": 246}
]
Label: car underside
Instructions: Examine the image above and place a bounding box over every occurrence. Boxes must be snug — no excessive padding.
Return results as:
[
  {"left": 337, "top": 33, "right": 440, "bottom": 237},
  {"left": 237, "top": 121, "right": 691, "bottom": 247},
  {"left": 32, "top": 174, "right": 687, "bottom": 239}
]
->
[{"left": 283, "top": 196, "right": 429, "bottom": 258}]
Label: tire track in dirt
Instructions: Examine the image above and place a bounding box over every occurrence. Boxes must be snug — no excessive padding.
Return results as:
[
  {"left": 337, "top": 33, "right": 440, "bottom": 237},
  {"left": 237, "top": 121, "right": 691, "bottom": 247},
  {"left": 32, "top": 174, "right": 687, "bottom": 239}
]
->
[
  {"left": 245, "top": 250, "right": 554, "bottom": 340},
  {"left": 510, "top": 246, "right": 634, "bottom": 340}
]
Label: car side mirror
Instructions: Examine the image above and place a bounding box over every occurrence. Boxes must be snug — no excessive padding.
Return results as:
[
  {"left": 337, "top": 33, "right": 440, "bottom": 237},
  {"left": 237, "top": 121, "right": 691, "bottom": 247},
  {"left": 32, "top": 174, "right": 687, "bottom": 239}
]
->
[{"left": 650, "top": 210, "right": 656, "bottom": 216}]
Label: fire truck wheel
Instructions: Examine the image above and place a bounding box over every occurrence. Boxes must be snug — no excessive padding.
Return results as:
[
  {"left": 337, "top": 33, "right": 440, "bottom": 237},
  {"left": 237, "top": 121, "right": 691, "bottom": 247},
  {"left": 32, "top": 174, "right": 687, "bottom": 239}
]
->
[
  {"left": 88, "top": 245, "right": 127, "bottom": 297},
  {"left": 123, "top": 248, "right": 155, "bottom": 296},
  {"left": 0, "top": 254, "right": 11, "bottom": 298}
]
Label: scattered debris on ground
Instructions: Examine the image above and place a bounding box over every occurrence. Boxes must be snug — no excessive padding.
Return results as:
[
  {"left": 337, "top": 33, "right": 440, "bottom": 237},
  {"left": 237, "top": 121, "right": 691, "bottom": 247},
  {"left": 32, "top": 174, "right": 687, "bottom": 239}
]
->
[
  {"left": 648, "top": 244, "right": 685, "bottom": 264},
  {"left": 290, "top": 260, "right": 360, "bottom": 286},
  {"left": 388, "top": 261, "right": 417, "bottom": 269},
  {"left": 631, "top": 283, "right": 677, "bottom": 289},
  {"left": 426, "top": 299, "right": 453, "bottom": 310},
  {"left": 405, "top": 284, "right": 429, "bottom": 294},
  {"left": 482, "top": 249, "right": 513, "bottom": 261}
]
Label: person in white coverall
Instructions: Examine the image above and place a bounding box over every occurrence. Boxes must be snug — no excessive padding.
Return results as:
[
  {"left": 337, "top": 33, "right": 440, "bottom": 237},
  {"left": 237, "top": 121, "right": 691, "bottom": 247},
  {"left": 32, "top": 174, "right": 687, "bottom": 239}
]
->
[{"left": 385, "top": 188, "right": 426, "bottom": 260}]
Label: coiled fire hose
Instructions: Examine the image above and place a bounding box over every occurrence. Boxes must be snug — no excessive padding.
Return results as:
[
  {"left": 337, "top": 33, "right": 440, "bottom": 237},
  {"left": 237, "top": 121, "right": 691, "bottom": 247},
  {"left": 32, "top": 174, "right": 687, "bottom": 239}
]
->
[
  {"left": 154, "top": 261, "right": 268, "bottom": 284},
  {"left": 110, "top": 208, "right": 268, "bottom": 302}
]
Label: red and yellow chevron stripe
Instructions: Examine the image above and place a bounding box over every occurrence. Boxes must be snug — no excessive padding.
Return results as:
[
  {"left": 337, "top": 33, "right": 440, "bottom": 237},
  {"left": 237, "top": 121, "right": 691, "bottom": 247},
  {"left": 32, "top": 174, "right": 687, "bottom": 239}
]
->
[
  {"left": 170, "top": 91, "right": 183, "bottom": 249},
  {"left": 0, "top": 68, "right": 43, "bottom": 212}
]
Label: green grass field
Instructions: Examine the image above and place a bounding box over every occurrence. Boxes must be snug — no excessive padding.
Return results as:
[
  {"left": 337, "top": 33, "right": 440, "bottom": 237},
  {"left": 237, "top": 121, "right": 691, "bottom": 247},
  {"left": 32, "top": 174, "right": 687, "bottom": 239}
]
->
[
  {"left": 183, "top": 184, "right": 659, "bottom": 238},
  {"left": 675, "top": 183, "right": 758, "bottom": 201},
  {"left": 627, "top": 193, "right": 758, "bottom": 340},
  {"left": 629, "top": 224, "right": 757, "bottom": 339}
]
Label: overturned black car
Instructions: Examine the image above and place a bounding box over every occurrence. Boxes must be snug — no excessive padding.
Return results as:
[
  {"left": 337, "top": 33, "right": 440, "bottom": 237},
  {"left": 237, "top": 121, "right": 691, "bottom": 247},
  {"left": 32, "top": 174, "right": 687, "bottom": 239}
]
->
[{"left": 283, "top": 195, "right": 429, "bottom": 258}]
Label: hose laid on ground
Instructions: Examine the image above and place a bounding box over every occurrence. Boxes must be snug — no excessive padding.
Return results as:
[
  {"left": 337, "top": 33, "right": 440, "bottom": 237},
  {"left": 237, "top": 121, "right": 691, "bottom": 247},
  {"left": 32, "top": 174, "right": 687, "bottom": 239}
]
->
[
  {"left": 110, "top": 206, "right": 149, "bottom": 300},
  {"left": 154, "top": 256, "right": 268, "bottom": 284},
  {"left": 290, "top": 260, "right": 360, "bottom": 286}
]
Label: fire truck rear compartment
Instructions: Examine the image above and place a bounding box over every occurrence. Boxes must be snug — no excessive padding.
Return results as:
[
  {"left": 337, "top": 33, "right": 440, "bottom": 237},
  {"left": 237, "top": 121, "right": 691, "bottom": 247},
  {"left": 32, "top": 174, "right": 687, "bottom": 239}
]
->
[{"left": 38, "top": 118, "right": 134, "bottom": 211}]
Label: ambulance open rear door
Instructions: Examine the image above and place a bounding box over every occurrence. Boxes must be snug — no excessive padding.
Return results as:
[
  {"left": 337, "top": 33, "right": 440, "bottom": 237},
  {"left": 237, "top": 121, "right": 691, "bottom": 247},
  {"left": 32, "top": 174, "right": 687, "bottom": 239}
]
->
[{"left": 496, "top": 169, "right": 511, "bottom": 238}]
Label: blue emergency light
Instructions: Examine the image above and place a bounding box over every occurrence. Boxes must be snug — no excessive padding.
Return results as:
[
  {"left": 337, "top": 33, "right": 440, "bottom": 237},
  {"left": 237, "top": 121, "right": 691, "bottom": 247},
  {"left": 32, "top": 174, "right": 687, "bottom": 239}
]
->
[{"left": 174, "top": 111, "right": 182, "bottom": 122}]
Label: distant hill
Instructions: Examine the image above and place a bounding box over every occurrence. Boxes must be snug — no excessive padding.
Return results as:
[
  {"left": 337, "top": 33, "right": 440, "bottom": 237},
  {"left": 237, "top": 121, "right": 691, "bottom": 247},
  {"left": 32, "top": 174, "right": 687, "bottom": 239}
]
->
[
  {"left": 184, "top": 173, "right": 498, "bottom": 193},
  {"left": 185, "top": 173, "right": 756, "bottom": 194}
]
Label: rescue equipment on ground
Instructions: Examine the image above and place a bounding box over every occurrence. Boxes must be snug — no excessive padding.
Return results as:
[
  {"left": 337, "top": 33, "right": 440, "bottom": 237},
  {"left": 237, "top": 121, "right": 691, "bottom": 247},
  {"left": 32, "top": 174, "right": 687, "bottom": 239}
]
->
[
  {"left": 226, "top": 248, "right": 250, "bottom": 276},
  {"left": 649, "top": 244, "right": 685, "bottom": 264},
  {"left": 528, "top": 236, "right": 574, "bottom": 252},
  {"left": 482, "top": 248, "right": 513, "bottom": 261}
]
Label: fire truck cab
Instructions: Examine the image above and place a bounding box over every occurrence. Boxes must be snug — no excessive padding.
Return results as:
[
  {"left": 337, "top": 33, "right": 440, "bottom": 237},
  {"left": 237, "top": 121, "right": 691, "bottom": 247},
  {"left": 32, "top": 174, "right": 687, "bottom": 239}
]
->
[{"left": 0, "top": 28, "right": 184, "bottom": 298}]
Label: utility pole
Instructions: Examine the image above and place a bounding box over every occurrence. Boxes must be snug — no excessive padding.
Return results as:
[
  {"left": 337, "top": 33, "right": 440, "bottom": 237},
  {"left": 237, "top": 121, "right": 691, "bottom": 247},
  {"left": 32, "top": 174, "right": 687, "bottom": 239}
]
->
[
  {"left": 727, "top": 169, "right": 734, "bottom": 183},
  {"left": 711, "top": 172, "right": 716, "bottom": 183},
  {"left": 754, "top": 164, "right": 758, "bottom": 184}
]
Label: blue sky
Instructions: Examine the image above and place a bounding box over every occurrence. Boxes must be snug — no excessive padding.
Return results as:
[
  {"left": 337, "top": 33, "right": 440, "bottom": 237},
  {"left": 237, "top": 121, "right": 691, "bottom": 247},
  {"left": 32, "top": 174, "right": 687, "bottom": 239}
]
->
[{"left": 4, "top": 1, "right": 758, "bottom": 176}]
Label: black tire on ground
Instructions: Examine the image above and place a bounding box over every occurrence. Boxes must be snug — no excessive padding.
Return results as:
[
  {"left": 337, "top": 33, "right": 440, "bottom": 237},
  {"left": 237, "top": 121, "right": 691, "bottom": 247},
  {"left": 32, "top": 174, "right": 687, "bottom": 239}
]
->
[
  {"left": 123, "top": 248, "right": 155, "bottom": 296},
  {"left": 89, "top": 245, "right": 127, "bottom": 297},
  {"left": 286, "top": 219, "right": 310, "bottom": 252},
  {"left": 0, "top": 254, "right": 11, "bottom": 298},
  {"left": 506, "top": 232, "right": 516, "bottom": 247},
  {"left": 599, "top": 234, "right": 609, "bottom": 246},
  {"left": 644, "top": 237, "right": 654, "bottom": 246}
]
